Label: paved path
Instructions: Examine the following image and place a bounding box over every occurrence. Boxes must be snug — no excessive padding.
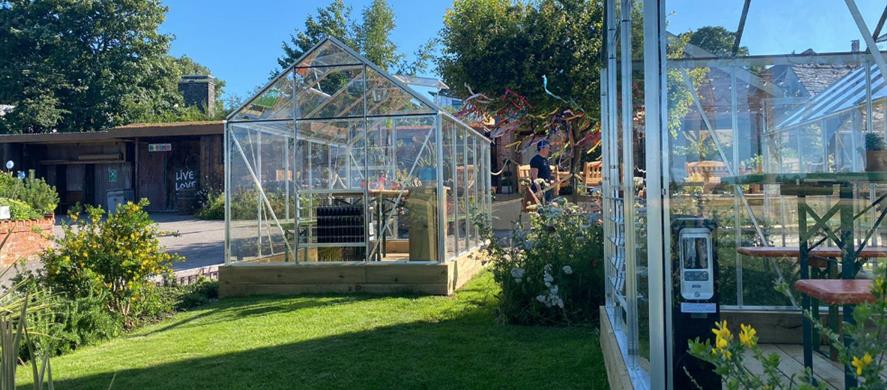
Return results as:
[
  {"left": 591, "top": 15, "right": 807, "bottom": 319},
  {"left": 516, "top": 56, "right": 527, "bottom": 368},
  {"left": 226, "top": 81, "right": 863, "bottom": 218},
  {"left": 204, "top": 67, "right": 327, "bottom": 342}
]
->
[
  {"left": 150, "top": 214, "right": 224, "bottom": 270},
  {"left": 51, "top": 213, "right": 224, "bottom": 271}
]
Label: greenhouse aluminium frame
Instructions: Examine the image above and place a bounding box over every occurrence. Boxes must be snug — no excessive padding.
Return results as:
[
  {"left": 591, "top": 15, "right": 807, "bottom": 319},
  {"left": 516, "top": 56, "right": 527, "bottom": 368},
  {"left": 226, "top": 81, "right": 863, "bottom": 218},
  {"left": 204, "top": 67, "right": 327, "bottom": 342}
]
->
[
  {"left": 223, "top": 37, "right": 492, "bottom": 267},
  {"left": 601, "top": 0, "right": 887, "bottom": 388}
]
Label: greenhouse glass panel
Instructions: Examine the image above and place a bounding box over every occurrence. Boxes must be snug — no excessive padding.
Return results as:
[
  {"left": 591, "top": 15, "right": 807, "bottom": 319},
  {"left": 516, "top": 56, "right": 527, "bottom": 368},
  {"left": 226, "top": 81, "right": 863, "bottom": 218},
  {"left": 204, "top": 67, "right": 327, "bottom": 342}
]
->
[
  {"left": 227, "top": 121, "right": 295, "bottom": 262},
  {"left": 231, "top": 69, "right": 295, "bottom": 121},
  {"left": 293, "top": 65, "right": 365, "bottom": 119},
  {"left": 294, "top": 39, "right": 363, "bottom": 68},
  {"left": 442, "top": 118, "right": 458, "bottom": 258},
  {"left": 366, "top": 68, "right": 435, "bottom": 117}
]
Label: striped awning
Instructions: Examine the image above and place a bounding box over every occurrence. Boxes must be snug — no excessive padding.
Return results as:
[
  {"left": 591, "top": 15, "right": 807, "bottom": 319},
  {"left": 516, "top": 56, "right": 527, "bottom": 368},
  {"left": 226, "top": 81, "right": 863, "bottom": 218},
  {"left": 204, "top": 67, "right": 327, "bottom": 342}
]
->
[{"left": 776, "top": 64, "right": 886, "bottom": 130}]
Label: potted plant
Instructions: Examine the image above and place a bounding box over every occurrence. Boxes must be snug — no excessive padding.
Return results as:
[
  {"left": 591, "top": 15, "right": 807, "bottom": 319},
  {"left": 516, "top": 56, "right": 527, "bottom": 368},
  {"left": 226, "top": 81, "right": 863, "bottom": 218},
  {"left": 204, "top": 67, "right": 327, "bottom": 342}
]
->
[{"left": 865, "top": 132, "right": 887, "bottom": 172}]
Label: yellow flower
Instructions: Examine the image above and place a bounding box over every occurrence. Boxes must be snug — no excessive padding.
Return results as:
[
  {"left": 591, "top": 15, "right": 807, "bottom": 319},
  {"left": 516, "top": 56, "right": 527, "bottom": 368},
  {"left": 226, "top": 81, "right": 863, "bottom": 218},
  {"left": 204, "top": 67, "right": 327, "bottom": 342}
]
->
[
  {"left": 716, "top": 336, "right": 729, "bottom": 350},
  {"left": 739, "top": 324, "right": 757, "bottom": 348},
  {"left": 712, "top": 320, "right": 731, "bottom": 338},
  {"left": 851, "top": 353, "right": 874, "bottom": 376}
]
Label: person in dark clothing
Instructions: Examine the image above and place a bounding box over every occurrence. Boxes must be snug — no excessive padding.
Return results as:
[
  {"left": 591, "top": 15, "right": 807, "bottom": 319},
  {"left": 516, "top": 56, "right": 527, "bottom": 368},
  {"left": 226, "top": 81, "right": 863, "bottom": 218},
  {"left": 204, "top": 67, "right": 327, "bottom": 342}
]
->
[{"left": 529, "top": 139, "right": 554, "bottom": 203}]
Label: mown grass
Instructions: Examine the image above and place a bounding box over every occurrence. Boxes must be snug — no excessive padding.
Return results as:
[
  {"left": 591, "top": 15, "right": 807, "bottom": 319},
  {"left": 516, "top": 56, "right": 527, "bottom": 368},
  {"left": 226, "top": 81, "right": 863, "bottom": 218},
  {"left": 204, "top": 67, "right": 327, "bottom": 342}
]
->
[{"left": 19, "top": 271, "right": 609, "bottom": 389}]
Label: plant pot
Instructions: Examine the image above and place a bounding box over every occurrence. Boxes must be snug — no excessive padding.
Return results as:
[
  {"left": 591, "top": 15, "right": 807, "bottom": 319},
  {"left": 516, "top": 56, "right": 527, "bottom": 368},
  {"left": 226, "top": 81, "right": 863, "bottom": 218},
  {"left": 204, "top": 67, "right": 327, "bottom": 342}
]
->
[{"left": 866, "top": 151, "right": 887, "bottom": 172}]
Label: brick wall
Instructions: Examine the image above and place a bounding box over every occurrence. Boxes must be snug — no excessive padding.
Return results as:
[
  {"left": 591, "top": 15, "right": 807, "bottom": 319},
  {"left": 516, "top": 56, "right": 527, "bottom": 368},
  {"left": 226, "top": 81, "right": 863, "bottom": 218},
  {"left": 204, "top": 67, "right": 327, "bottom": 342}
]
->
[{"left": 0, "top": 217, "right": 54, "bottom": 266}]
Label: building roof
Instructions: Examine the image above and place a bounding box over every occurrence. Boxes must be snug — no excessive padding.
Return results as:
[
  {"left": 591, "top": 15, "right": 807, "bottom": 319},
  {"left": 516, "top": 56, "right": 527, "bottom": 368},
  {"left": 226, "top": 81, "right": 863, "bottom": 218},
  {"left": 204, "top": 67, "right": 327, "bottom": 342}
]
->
[
  {"left": 776, "top": 64, "right": 886, "bottom": 129},
  {"left": 0, "top": 120, "right": 223, "bottom": 144},
  {"left": 788, "top": 62, "right": 857, "bottom": 96}
]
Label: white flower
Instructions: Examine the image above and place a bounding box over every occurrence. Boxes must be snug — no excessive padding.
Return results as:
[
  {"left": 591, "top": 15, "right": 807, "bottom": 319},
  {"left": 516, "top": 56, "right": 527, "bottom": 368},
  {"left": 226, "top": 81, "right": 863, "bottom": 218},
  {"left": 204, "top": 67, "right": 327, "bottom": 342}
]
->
[
  {"left": 562, "top": 265, "right": 573, "bottom": 275},
  {"left": 556, "top": 298, "right": 564, "bottom": 308},
  {"left": 484, "top": 239, "right": 491, "bottom": 246},
  {"left": 536, "top": 295, "right": 547, "bottom": 304},
  {"left": 510, "top": 267, "right": 525, "bottom": 280}
]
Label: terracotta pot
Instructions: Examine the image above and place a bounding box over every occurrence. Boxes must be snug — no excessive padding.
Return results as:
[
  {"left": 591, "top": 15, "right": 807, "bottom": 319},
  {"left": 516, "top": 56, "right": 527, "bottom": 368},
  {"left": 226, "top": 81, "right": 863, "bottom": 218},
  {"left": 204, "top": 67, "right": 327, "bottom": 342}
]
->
[{"left": 866, "top": 150, "right": 887, "bottom": 172}]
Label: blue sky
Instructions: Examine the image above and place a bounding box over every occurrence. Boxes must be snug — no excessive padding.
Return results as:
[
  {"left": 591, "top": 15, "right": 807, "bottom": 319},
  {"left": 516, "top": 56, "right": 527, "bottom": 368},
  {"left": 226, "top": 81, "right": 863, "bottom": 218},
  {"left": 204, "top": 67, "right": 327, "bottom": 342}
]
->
[
  {"left": 667, "top": 0, "right": 885, "bottom": 55},
  {"left": 160, "top": 1, "right": 886, "bottom": 104},
  {"left": 160, "top": 1, "right": 451, "bottom": 104}
]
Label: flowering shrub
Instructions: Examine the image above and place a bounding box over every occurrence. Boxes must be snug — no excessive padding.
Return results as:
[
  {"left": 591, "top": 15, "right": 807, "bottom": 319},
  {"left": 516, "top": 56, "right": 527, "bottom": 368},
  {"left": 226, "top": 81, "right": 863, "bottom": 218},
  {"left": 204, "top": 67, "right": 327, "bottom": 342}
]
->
[
  {"left": 484, "top": 200, "right": 604, "bottom": 325},
  {"left": 690, "top": 264, "right": 887, "bottom": 389},
  {"left": 40, "top": 199, "right": 180, "bottom": 328},
  {"left": 0, "top": 170, "right": 58, "bottom": 216}
]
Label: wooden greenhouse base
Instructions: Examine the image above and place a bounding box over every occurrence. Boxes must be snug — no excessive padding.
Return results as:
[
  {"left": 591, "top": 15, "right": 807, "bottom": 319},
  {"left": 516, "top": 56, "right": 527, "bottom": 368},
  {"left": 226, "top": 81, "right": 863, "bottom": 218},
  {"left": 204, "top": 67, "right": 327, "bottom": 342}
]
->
[{"left": 219, "top": 249, "right": 487, "bottom": 297}]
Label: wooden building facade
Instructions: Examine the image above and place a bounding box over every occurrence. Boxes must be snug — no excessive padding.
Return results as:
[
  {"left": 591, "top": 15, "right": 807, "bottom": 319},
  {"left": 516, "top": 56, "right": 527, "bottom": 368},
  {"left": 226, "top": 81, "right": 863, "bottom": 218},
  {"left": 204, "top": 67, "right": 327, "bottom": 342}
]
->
[{"left": 0, "top": 121, "right": 224, "bottom": 213}]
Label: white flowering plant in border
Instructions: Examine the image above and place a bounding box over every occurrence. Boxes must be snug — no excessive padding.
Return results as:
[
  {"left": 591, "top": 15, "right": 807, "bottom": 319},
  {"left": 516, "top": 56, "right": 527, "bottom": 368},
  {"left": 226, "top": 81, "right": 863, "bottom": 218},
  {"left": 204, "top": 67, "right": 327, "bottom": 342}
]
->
[{"left": 482, "top": 199, "right": 604, "bottom": 325}]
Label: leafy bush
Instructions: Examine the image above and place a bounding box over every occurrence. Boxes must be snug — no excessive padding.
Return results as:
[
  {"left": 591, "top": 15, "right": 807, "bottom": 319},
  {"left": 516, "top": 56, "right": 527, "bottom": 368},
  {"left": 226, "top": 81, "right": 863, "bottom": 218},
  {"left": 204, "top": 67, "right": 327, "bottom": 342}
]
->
[
  {"left": 41, "top": 199, "right": 180, "bottom": 328},
  {"left": 484, "top": 200, "right": 604, "bottom": 325},
  {"left": 0, "top": 170, "right": 58, "bottom": 216},
  {"left": 0, "top": 197, "right": 40, "bottom": 220},
  {"left": 196, "top": 190, "right": 224, "bottom": 220}
]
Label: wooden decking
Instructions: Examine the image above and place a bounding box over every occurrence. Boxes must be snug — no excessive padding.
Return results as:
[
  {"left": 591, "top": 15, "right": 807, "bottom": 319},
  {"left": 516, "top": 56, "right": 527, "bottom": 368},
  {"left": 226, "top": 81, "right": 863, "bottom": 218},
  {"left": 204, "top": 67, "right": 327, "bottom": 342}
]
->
[{"left": 745, "top": 344, "right": 848, "bottom": 389}]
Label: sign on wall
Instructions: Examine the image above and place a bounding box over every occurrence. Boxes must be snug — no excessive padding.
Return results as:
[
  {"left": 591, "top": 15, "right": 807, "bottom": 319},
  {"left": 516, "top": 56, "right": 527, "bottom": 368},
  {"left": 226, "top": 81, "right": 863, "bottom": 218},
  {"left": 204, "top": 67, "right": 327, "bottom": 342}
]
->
[
  {"left": 175, "top": 168, "right": 197, "bottom": 192},
  {"left": 148, "top": 143, "right": 172, "bottom": 152}
]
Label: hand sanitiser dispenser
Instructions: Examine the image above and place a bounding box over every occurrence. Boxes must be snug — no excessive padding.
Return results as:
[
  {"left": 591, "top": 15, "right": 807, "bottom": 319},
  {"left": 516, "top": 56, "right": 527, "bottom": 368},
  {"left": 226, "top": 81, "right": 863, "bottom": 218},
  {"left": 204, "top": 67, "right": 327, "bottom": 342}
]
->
[
  {"left": 679, "top": 228, "right": 714, "bottom": 301},
  {"left": 670, "top": 217, "right": 720, "bottom": 390}
]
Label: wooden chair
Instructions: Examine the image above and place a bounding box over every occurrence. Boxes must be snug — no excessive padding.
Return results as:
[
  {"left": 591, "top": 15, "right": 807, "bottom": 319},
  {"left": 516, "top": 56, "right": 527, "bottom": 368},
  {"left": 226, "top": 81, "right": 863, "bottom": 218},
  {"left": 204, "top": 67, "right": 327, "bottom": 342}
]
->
[{"left": 583, "top": 161, "right": 602, "bottom": 193}]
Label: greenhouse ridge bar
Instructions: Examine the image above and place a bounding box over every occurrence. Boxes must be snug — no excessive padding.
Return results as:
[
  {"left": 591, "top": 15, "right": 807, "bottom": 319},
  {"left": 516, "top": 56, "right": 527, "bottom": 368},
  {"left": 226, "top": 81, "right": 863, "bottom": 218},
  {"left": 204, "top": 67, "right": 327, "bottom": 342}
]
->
[{"left": 220, "top": 37, "right": 491, "bottom": 296}]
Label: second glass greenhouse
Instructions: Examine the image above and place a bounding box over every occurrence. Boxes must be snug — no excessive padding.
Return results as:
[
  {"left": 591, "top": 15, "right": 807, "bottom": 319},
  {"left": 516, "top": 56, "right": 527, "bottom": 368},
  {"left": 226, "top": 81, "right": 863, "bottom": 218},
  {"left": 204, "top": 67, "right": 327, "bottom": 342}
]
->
[{"left": 223, "top": 37, "right": 491, "bottom": 270}]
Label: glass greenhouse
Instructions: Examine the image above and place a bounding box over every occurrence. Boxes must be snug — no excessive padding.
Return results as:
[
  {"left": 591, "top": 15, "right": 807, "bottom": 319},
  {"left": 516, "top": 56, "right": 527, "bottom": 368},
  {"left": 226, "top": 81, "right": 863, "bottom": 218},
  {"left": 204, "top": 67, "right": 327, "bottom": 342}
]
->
[
  {"left": 223, "top": 37, "right": 491, "bottom": 268},
  {"left": 600, "top": 0, "right": 887, "bottom": 388}
]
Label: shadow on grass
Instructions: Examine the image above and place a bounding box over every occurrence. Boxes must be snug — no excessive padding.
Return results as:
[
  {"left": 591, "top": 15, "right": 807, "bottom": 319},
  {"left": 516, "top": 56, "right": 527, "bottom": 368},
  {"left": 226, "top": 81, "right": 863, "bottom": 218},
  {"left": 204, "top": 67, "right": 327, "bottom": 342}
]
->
[
  {"left": 52, "top": 295, "right": 607, "bottom": 390},
  {"left": 141, "top": 296, "right": 362, "bottom": 336}
]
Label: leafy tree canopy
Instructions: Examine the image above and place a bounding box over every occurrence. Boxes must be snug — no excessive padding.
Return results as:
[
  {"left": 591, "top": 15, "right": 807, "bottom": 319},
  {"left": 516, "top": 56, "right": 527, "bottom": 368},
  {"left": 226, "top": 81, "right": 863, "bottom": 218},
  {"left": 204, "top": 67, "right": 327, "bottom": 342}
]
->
[
  {"left": 0, "top": 0, "right": 225, "bottom": 134},
  {"left": 277, "top": 0, "right": 431, "bottom": 74},
  {"left": 439, "top": 0, "right": 603, "bottom": 126}
]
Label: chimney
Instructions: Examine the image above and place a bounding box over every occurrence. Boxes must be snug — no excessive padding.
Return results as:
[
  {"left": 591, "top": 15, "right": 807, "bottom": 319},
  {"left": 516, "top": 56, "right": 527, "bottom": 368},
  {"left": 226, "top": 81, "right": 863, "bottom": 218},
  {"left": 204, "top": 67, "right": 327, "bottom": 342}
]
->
[
  {"left": 851, "top": 39, "right": 860, "bottom": 53},
  {"left": 178, "top": 75, "right": 215, "bottom": 114}
]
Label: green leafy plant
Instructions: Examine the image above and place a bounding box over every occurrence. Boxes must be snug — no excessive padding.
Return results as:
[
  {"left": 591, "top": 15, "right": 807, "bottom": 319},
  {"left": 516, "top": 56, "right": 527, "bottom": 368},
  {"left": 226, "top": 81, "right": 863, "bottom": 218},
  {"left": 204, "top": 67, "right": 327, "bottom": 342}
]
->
[
  {"left": 0, "top": 225, "right": 54, "bottom": 389},
  {"left": 0, "top": 171, "right": 58, "bottom": 217},
  {"left": 482, "top": 199, "right": 604, "bottom": 325},
  {"left": 0, "top": 198, "right": 40, "bottom": 221},
  {"left": 40, "top": 199, "right": 180, "bottom": 328},
  {"left": 195, "top": 190, "right": 224, "bottom": 220},
  {"left": 865, "top": 132, "right": 885, "bottom": 151}
]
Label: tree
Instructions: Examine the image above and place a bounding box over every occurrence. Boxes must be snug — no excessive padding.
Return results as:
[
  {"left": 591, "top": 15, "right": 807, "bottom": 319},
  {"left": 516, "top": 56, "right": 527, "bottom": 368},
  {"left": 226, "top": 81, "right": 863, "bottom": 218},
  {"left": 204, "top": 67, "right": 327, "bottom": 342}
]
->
[
  {"left": 277, "top": 0, "right": 358, "bottom": 70},
  {"left": 0, "top": 0, "right": 187, "bottom": 133},
  {"left": 354, "top": 0, "right": 399, "bottom": 71},
  {"left": 277, "top": 0, "right": 429, "bottom": 74},
  {"left": 682, "top": 26, "right": 749, "bottom": 57},
  {"left": 438, "top": 0, "right": 604, "bottom": 176}
]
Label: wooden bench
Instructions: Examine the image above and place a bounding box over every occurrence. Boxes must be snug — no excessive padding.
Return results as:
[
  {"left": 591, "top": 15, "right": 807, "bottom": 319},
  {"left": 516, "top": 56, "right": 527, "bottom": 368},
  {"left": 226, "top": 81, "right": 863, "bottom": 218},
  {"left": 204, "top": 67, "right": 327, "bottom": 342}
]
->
[
  {"left": 794, "top": 279, "right": 874, "bottom": 305},
  {"left": 793, "top": 279, "right": 875, "bottom": 389}
]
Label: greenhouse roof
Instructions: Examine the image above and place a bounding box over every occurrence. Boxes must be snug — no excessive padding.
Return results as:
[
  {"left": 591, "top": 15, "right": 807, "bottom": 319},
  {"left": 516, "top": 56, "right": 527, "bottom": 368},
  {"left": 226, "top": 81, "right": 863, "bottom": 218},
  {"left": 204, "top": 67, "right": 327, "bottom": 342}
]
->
[
  {"left": 776, "top": 64, "right": 886, "bottom": 129},
  {"left": 227, "top": 37, "right": 444, "bottom": 123}
]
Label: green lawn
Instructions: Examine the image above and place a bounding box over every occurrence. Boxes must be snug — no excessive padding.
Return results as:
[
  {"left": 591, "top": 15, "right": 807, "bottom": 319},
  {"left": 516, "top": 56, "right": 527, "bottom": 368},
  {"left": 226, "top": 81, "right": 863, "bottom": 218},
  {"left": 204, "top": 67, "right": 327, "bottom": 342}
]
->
[{"left": 21, "top": 271, "right": 609, "bottom": 389}]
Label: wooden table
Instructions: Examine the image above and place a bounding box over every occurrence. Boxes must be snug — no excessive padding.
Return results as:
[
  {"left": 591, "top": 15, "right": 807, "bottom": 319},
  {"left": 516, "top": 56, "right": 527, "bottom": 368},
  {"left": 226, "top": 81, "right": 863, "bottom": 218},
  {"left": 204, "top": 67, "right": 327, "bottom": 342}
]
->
[{"left": 724, "top": 172, "right": 887, "bottom": 388}]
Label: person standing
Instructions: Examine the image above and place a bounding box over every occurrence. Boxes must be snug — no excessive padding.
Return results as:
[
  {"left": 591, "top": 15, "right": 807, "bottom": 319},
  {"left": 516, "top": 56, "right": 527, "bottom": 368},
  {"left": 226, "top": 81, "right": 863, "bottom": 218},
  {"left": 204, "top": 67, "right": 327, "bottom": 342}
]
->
[{"left": 529, "top": 139, "right": 554, "bottom": 203}]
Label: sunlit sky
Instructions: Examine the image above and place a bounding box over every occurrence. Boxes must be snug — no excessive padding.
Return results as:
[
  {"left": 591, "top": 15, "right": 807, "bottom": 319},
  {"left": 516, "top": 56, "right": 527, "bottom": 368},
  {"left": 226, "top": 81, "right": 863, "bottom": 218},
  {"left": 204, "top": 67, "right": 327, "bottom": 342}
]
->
[
  {"left": 160, "top": 0, "right": 450, "bottom": 103},
  {"left": 160, "top": 1, "right": 886, "bottom": 103}
]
